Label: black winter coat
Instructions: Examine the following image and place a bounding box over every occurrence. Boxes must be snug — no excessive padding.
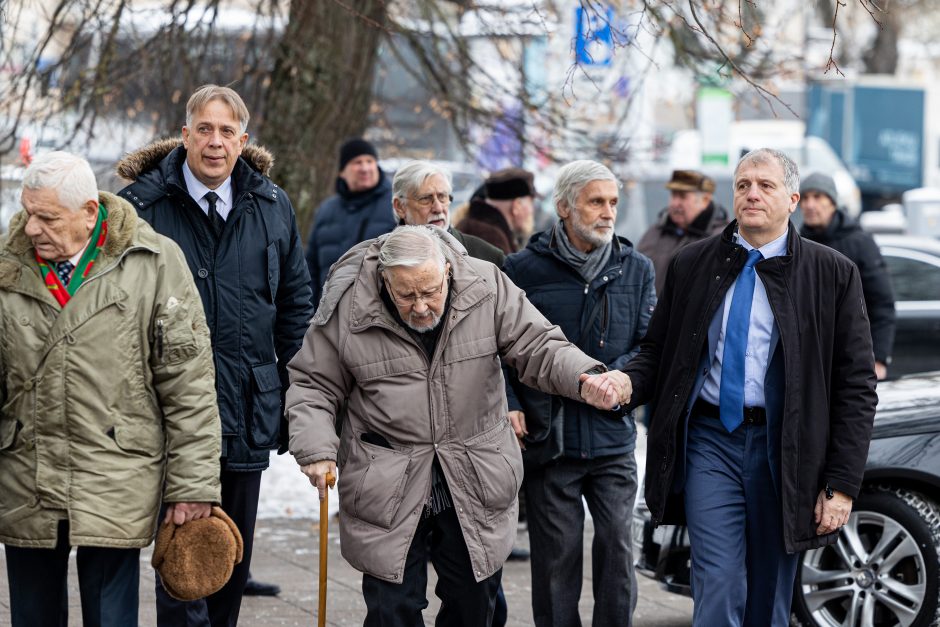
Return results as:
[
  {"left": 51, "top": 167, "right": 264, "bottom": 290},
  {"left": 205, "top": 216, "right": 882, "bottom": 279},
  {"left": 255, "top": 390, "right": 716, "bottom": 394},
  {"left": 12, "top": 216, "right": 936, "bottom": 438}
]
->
[
  {"left": 800, "top": 210, "right": 896, "bottom": 364},
  {"left": 625, "top": 222, "right": 877, "bottom": 553},
  {"left": 306, "top": 172, "right": 396, "bottom": 306},
  {"left": 117, "top": 141, "right": 314, "bottom": 470},
  {"left": 504, "top": 230, "right": 656, "bottom": 460}
]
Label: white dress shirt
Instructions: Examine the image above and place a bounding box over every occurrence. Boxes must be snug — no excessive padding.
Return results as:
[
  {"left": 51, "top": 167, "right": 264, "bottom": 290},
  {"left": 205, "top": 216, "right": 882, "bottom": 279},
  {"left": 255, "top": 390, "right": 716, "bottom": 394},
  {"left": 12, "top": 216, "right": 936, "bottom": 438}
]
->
[
  {"left": 699, "top": 229, "right": 789, "bottom": 409},
  {"left": 182, "top": 161, "right": 233, "bottom": 221}
]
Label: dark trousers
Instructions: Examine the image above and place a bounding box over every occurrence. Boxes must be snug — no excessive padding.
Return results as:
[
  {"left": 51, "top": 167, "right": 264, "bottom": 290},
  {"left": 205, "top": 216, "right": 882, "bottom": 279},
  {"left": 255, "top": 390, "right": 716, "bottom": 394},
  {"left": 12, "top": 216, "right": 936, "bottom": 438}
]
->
[
  {"left": 683, "top": 414, "right": 799, "bottom": 627},
  {"left": 5, "top": 520, "right": 140, "bottom": 627},
  {"left": 362, "top": 506, "right": 502, "bottom": 627},
  {"left": 525, "top": 452, "right": 638, "bottom": 627},
  {"left": 156, "top": 469, "right": 262, "bottom": 627}
]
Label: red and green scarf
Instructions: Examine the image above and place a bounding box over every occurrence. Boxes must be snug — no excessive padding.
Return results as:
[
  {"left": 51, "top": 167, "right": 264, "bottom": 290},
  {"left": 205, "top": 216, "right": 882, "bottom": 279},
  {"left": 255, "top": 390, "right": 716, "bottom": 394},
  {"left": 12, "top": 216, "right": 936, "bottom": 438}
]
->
[{"left": 36, "top": 203, "right": 109, "bottom": 307}]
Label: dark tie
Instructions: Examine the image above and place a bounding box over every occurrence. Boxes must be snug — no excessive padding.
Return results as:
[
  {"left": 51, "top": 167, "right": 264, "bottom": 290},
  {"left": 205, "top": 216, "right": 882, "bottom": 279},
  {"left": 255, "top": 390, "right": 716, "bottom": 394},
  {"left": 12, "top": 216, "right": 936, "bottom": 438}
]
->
[
  {"left": 719, "top": 248, "right": 763, "bottom": 432},
  {"left": 56, "top": 260, "right": 75, "bottom": 286},
  {"left": 205, "top": 191, "right": 224, "bottom": 239}
]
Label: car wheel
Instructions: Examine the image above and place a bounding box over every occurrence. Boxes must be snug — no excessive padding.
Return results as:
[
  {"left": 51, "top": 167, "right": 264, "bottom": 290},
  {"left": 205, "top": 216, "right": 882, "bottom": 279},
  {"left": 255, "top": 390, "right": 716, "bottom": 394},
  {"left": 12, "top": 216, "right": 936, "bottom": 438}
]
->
[{"left": 792, "top": 487, "right": 940, "bottom": 627}]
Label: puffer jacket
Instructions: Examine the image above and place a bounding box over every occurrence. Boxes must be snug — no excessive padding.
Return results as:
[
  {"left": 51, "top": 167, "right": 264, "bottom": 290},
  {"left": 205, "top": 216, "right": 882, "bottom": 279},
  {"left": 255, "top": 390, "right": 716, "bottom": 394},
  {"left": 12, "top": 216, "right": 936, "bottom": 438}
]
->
[
  {"left": 503, "top": 230, "right": 656, "bottom": 460},
  {"left": 0, "top": 192, "right": 221, "bottom": 549},
  {"left": 306, "top": 172, "right": 396, "bottom": 305},
  {"left": 286, "top": 229, "right": 600, "bottom": 583},
  {"left": 117, "top": 140, "right": 313, "bottom": 470}
]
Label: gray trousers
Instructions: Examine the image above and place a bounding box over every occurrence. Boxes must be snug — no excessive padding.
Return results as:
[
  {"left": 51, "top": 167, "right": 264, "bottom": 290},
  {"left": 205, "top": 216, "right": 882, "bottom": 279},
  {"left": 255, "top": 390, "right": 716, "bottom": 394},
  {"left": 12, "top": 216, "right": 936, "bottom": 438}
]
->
[{"left": 524, "top": 452, "right": 638, "bottom": 627}]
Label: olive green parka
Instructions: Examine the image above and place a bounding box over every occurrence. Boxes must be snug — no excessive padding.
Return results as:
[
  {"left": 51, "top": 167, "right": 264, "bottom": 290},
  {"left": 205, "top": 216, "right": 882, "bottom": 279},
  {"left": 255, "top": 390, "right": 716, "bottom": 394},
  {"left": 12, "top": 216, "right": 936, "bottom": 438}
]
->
[{"left": 0, "top": 192, "right": 221, "bottom": 549}]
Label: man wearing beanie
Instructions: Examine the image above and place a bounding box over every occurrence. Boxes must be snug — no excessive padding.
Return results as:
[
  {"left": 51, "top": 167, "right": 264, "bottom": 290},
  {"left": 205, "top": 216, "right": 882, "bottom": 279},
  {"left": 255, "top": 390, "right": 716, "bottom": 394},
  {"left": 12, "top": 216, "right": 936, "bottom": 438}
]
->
[
  {"left": 799, "top": 172, "right": 896, "bottom": 379},
  {"left": 306, "top": 138, "right": 396, "bottom": 306},
  {"left": 457, "top": 167, "right": 537, "bottom": 254},
  {"left": 637, "top": 169, "right": 730, "bottom": 296}
]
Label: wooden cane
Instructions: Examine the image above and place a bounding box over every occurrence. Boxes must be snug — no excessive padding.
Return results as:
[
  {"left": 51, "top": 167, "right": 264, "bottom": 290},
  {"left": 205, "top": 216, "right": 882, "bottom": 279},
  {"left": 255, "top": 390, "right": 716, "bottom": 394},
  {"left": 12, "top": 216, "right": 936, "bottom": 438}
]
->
[{"left": 318, "top": 471, "right": 336, "bottom": 627}]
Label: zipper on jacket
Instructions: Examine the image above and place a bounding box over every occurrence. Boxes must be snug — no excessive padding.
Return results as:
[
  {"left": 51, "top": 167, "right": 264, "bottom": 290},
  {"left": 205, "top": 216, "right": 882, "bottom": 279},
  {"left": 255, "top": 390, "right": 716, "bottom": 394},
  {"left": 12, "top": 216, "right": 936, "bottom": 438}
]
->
[
  {"left": 156, "top": 319, "right": 165, "bottom": 363},
  {"left": 583, "top": 282, "right": 589, "bottom": 295},
  {"left": 599, "top": 292, "right": 608, "bottom": 349}
]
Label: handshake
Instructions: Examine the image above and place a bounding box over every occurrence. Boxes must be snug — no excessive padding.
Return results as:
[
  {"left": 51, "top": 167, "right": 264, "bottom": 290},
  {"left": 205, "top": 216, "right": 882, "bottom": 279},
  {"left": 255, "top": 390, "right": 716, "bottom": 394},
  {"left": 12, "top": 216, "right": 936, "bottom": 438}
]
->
[{"left": 578, "top": 370, "right": 632, "bottom": 411}]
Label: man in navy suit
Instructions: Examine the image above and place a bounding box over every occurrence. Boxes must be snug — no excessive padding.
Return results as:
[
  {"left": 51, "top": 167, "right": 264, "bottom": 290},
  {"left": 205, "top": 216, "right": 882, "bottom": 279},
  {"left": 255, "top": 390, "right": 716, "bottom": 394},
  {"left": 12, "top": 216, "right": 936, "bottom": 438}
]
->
[{"left": 583, "top": 148, "right": 877, "bottom": 626}]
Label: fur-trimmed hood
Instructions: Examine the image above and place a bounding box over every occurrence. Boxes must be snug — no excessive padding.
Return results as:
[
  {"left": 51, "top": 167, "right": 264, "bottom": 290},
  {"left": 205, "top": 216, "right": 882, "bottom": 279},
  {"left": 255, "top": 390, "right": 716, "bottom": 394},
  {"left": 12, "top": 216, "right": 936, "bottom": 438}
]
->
[
  {"left": 2, "top": 191, "right": 143, "bottom": 262},
  {"left": 116, "top": 137, "right": 274, "bottom": 182}
]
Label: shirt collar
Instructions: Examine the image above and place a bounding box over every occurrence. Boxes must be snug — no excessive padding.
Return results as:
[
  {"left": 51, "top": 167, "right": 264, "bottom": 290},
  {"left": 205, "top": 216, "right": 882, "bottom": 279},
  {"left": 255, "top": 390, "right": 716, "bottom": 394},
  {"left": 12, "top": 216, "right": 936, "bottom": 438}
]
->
[
  {"left": 67, "top": 237, "right": 92, "bottom": 267},
  {"left": 735, "top": 228, "right": 788, "bottom": 260},
  {"left": 182, "top": 160, "right": 233, "bottom": 209}
]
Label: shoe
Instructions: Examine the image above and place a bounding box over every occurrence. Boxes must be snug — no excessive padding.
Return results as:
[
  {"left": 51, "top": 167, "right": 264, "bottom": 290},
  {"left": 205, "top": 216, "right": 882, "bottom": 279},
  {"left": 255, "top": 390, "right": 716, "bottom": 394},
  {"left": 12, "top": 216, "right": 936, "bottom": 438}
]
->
[
  {"left": 243, "top": 577, "right": 281, "bottom": 597},
  {"left": 506, "top": 546, "right": 530, "bottom": 561}
]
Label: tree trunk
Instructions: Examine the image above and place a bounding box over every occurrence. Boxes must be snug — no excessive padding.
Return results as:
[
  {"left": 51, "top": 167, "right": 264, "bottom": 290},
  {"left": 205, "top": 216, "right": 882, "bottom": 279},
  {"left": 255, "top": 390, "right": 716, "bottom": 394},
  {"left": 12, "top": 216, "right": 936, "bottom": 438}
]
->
[
  {"left": 260, "top": 0, "right": 388, "bottom": 240},
  {"left": 862, "top": 9, "right": 900, "bottom": 74}
]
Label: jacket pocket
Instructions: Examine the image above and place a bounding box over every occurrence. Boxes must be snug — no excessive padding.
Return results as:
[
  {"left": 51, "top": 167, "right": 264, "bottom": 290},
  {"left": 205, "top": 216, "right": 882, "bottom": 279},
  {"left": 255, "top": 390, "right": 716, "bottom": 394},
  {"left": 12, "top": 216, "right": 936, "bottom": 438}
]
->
[
  {"left": 249, "top": 362, "right": 282, "bottom": 449},
  {"left": 0, "top": 418, "right": 19, "bottom": 451},
  {"left": 111, "top": 422, "right": 163, "bottom": 456},
  {"left": 464, "top": 420, "right": 523, "bottom": 522},
  {"left": 266, "top": 242, "right": 280, "bottom": 303},
  {"left": 340, "top": 434, "right": 410, "bottom": 530}
]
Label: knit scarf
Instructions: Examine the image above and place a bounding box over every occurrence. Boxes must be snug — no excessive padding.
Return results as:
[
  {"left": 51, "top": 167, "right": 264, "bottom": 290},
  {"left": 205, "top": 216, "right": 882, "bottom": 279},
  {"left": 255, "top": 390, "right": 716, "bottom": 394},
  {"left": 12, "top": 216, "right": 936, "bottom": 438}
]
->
[
  {"left": 553, "top": 220, "right": 612, "bottom": 282},
  {"left": 36, "top": 203, "right": 109, "bottom": 307}
]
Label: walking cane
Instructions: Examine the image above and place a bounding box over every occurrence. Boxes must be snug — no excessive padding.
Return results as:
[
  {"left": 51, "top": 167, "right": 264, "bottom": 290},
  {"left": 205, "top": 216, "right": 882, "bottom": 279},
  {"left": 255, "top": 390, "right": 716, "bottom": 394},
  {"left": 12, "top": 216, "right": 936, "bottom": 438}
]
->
[{"left": 318, "top": 471, "right": 336, "bottom": 627}]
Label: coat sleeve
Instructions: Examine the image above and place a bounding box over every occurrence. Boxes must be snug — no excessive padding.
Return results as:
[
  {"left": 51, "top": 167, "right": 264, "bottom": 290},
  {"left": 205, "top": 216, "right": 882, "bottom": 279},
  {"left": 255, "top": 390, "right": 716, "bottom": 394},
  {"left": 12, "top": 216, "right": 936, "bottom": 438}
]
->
[
  {"left": 607, "top": 256, "right": 657, "bottom": 371},
  {"left": 285, "top": 311, "right": 353, "bottom": 466},
  {"left": 499, "top": 255, "right": 524, "bottom": 413},
  {"left": 491, "top": 266, "right": 600, "bottom": 401},
  {"left": 623, "top": 253, "right": 678, "bottom": 409},
  {"left": 150, "top": 242, "right": 222, "bottom": 505},
  {"left": 856, "top": 235, "right": 896, "bottom": 364},
  {"left": 825, "top": 264, "right": 878, "bottom": 499},
  {"left": 274, "top": 201, "right": 315, "bottom": 378}
]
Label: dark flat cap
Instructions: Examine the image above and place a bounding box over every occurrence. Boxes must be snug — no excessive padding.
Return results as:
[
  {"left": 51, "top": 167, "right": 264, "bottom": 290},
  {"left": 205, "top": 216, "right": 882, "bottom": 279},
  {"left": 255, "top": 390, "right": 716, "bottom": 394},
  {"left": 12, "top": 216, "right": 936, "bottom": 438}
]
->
[
  {"left": 665, "top": 170, "right": 715, "bottom": 193},
  {"left": 485, "top": 168, "right": 535, "bottom": 200},
  {"left": 152, "top": 506, "right": 244, "bottom": 602}
]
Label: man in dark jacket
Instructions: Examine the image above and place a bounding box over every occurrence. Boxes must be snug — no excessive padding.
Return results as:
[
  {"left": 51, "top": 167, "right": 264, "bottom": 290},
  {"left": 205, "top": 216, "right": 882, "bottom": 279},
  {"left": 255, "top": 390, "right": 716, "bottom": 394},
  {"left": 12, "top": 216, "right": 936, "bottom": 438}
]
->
[
  {"left": 503, "top": 160, "right": 656, "bottom": 627},
  {"left": 637, "top": 169, "right": 730, "bottom": 296},
  {"left": 306, "top": 138, "right": 396, "bottom": 306},
  {"left": 117, "top": 84, "right": 314, "bottom": 627},
  {"left": 800, "top": 172, "right": 895, "bottom": 379},
  {"left": 457, "top": 168, "right": 536, "bottom": 254},
  {"left": 391, "top": 160, "right": 504, "bottom": 267},
  {"left": 585, "top": 148, "right": 877, "bottom": 626}
]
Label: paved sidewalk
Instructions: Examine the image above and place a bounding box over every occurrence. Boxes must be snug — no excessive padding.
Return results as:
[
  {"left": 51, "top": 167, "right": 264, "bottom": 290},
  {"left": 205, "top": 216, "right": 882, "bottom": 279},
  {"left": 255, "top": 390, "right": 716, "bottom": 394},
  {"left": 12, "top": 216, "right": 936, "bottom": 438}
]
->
[{"left": 0, "top": 516, "right": 692, "bottom": 626}]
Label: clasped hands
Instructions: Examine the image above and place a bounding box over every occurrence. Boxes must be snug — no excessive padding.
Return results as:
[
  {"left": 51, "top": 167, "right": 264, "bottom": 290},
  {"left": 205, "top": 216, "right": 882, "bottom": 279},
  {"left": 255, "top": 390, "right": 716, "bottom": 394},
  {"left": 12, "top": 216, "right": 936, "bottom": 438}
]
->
[{"left": 579, "top": 370, "right": 632, "bottom": 410}]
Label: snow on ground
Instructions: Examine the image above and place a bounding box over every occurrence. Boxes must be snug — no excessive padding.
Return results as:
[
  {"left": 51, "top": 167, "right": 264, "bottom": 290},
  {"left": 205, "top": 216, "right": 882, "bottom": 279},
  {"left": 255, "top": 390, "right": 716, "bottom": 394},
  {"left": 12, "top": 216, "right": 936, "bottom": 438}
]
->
[{"left": 258, "top": 451, "right": 339, "bottom": 520}]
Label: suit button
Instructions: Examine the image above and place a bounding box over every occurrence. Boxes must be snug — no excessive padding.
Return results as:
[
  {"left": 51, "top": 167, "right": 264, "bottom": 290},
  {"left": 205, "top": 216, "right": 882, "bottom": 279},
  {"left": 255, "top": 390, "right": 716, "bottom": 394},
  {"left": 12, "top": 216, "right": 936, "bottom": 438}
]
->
[{"left": 197, "top": 269, "right": 209, "bottom": 279}]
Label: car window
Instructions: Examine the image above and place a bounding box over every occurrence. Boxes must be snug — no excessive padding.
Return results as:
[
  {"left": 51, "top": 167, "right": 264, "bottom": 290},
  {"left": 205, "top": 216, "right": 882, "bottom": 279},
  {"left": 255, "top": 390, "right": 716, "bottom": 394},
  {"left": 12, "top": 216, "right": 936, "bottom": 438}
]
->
[{"left": 883, "top": 253, "right": 940, "bottom": 301}]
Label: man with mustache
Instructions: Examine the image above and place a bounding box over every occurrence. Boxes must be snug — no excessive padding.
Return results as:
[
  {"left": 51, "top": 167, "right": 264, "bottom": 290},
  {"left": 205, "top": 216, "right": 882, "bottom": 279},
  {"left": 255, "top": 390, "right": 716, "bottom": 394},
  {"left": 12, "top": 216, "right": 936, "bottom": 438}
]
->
[
  {"left": 287, "top": 225, "right": 627, "bottom": 626},
  {"left": 501, "top": 160, "right": 656, "bottom": 626}
]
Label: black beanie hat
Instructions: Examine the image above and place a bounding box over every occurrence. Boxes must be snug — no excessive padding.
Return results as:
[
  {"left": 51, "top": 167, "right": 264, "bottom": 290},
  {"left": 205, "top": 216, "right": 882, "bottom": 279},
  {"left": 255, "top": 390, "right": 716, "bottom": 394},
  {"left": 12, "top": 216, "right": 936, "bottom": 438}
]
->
[{"left": 339, "top": 138, "right": 378, "bottom": 171}]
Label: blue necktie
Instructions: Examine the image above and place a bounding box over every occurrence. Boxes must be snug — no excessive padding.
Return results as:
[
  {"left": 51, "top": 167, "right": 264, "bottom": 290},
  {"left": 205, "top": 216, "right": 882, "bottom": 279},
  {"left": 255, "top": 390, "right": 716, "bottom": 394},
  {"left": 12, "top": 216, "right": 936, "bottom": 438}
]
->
[
  {"left": 57, "top": 261, "right": 75, "bottom": 286},
  {"left": 719, "top": 248, "right": 763, "bottom": 432}
]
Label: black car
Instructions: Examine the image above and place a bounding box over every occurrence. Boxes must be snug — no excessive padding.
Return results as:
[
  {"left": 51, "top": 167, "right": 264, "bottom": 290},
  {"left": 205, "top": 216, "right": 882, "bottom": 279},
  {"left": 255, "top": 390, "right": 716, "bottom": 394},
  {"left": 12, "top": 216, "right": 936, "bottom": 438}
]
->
[{"left": 634, "top": 371, "right": 940, "bottom": 627}]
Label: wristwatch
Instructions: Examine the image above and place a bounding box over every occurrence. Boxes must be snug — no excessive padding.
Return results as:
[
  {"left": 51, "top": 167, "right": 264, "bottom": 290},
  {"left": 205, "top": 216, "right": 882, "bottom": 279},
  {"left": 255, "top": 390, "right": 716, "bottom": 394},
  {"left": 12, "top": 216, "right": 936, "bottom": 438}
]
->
[{"left": 825, "top": 483, "right": 834, "bottom": 500}]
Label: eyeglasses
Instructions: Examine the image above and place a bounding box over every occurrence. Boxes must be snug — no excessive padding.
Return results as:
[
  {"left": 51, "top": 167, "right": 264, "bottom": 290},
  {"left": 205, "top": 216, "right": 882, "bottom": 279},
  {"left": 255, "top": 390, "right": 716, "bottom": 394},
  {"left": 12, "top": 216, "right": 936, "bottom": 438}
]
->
[
  {"left": 412, "top": 193, "right": 453, "bottom": 208},
  {"left": 383, "top": 271, "right": 448, "bottom": 307}
]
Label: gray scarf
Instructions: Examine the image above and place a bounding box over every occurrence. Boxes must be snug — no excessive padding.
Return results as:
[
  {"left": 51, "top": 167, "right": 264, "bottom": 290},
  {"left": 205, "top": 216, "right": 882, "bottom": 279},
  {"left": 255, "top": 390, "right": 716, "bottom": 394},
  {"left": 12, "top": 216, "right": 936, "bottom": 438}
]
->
[{"left": 553, "top": 220, "right": 612, "bottom": 282}]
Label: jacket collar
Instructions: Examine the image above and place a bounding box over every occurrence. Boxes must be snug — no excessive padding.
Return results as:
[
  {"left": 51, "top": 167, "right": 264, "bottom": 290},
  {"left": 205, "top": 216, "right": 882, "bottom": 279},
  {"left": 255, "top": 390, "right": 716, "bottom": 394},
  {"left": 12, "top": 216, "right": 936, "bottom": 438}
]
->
[
  {"left": 0, "top": 192, "right": 157, "bottom": 297},
  {"left": 718, "top": 220, "right": 800, "bottom": 265}
]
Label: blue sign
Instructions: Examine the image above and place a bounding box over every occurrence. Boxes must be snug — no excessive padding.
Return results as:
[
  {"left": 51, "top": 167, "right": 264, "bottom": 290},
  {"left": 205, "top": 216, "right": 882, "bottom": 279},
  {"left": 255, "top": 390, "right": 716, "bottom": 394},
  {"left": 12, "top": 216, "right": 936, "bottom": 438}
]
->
[{"left": 575, "top": 5, "right": 615, "bottom": 66}]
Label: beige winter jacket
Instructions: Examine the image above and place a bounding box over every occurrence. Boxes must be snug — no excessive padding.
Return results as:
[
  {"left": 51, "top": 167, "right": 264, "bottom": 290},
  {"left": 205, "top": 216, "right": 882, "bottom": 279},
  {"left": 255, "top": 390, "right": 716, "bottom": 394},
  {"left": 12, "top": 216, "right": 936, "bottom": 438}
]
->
[
  {"left": 286, "top": 230, "right": 600, "bottom": 583},
  {"left": 0, "top": 192, "right": 221, "bottom": 549}
]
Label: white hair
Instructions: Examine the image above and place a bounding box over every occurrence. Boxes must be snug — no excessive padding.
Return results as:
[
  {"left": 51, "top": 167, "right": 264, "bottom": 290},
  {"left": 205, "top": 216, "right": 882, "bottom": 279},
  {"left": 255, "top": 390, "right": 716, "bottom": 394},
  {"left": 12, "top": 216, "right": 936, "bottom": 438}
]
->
[
  {"left": 22, "top": 151, "right": 98, "bottom": 212},
  {"left": 378, "top": 226, "right": 447, "bottom": 273},
  {"left": 735, "top": 148, "right": 800, "bottom": 195},
  {"left": 391, "top": 161, "right": 452, "bottom": 220},
  {"left": 552, "top": 160, "right": 618, "bottom": 213}
]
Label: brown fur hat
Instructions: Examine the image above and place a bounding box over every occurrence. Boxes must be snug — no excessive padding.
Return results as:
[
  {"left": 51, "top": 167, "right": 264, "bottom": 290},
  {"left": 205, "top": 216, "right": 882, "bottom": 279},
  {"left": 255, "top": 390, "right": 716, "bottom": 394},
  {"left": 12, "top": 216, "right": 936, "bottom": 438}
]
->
[{"left": 152, "top": 506, "right": 244, "bottom": 601}]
